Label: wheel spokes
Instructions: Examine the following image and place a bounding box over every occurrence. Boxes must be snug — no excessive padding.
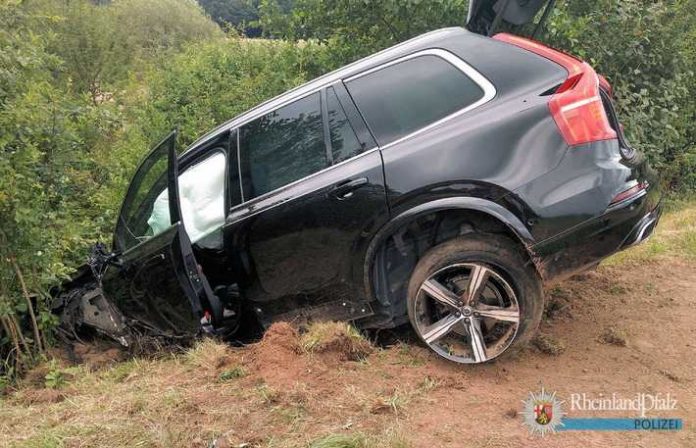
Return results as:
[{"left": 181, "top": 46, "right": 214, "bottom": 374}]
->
[
  {"left": 414, "top": 262, "right": 519, "bottom": 364},
  {"left": 422, "top": 313, "right": 462, "bottom": 344},
  {"left": 475, "top": 303, "right": 520, "bottom": 323},
  {"left": 462, "top": 264, "right": 490, "bottom": 305},
  {"left": 420, "top": 279, "right": 461, "bottom": 311},
  {"left": 465, "top": 317, "right": 487, "bottom": 363}
]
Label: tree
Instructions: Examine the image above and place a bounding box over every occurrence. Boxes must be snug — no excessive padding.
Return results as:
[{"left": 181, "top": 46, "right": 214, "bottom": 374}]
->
[{"left": 198, "top": 0, "right": 263, "bottom": 35}]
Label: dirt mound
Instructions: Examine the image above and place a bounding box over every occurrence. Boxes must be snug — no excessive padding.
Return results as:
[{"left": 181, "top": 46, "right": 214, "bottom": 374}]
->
[
  {"left": 258, "top": 321, "right": 302, "bottom": 354},
  {"left": 73, "top": 342, "right": 125, "bottom": 370},
  {"left": 299, "top": 321, "right": 373, "bottom": 362},
  {"left": 251, "top": 322, "right": 306, "bottom": 388},
  {"left": 250, "top": 321, "right": 374, "bottom": 389}
]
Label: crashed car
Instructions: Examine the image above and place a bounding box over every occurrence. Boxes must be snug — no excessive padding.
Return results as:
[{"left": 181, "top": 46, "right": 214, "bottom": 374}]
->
[{"left": 54, "top": 0, "right": 662, "bottom": 364}]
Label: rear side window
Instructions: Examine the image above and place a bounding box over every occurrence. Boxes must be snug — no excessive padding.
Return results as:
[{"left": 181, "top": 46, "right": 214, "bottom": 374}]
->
[
  {"left": 346, "top": 54, "right": 485, "bottom": 146},
  {"left": 326, "top": 87, "right": 363, "bottom": 164},
  {"left": 240, "top": 92, "right": 327, "bottom": 199}
]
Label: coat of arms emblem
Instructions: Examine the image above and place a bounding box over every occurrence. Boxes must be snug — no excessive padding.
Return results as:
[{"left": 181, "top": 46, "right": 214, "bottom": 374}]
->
[{"left": 522, "top": 387, "right": 565, "bottom": 435}]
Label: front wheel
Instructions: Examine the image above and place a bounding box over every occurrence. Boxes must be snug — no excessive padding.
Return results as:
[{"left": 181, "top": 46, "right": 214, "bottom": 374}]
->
[{"left": 406, "top": 235, "right": 543, "bottom": 364}]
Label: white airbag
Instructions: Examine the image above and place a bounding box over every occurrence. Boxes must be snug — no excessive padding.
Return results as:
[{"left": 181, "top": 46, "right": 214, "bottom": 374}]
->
[{"left": 147, "top": 152, "right": 226, "bottom": 247}]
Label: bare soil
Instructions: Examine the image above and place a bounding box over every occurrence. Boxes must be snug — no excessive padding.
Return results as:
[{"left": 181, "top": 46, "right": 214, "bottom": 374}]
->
[{"left": 2, "top": 257, "right": 695, "bottom": 447}]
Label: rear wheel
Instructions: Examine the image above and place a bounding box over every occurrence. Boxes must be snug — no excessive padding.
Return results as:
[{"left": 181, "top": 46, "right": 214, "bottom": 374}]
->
[{"left": 406, "top": 235, "right": 543, "bottom": 364}]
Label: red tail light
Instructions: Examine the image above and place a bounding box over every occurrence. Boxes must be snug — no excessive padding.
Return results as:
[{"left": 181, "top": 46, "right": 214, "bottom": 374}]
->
[
  {"left": 610, "top": 181, "right": 648, "bottom": 206},
  {"left": 493, "top": 33, "right": 617, "bottom": 146}
]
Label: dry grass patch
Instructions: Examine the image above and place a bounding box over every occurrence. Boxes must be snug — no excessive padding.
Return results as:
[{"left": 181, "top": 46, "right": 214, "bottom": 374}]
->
[
  {"left": 308, "top": 428, "right": 412, "bottom": 448},
  {"left": 606, "top": 199, "right": 696, "bottom": 265},
  {"left": 300, "top": 321, "right": 374, "bottom": 361},
  {"left": 185, "top": 338, "right": 237, "bottom": 373},
  {"left": 598, "top": 326, "right": 628, "bottom": 346},
  {"left": 531, "top": 333, "right": 566, "bottom": 356}
]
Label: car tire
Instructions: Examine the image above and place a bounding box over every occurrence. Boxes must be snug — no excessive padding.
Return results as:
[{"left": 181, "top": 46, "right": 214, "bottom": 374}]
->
[{"left": 406, "top": 234, "right": 543, "bottom": 364}]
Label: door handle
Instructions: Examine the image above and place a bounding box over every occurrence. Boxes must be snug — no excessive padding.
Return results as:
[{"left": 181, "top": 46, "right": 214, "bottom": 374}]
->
[{"left": 330, "top": 177, "right": 368, "bottom": 200}]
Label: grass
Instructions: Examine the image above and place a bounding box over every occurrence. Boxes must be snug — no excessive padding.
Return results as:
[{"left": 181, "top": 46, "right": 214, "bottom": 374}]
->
[
  {"left": 604, "top": 199, "right": 696, "bottom": 265},
  {"left": 309, "top": 433, "right": 369, "bottom": 448},
  {"left": 299, "top": 321, "right": 374, "bottom": 361},
  {"left": 531, "top": 333, "right": 566, "bottom": 356},
  {"left": 300, "top": 322, "right": 367, "bottom": 351},
  {"left": 308, "top": 429, "right": 411, "bottom": 448},
  {"left": 218, "top": 365, "right": 246, "bottom": 381},
  {"left": 2, "top": 200, "right": 695, "bottom": 448},
  {"left": 598, "top": 326, "right": 628, "bottom": 347}
]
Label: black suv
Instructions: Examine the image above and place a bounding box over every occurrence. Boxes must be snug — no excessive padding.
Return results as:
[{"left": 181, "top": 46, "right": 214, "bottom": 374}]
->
[{"left": 55, "top": 2, "right": 662, "bottom": 364}]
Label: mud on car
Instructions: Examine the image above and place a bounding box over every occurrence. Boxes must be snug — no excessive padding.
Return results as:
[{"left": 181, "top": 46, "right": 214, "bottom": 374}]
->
[{"left": 53, "top": 0, "right": 662, "bottom": 364}]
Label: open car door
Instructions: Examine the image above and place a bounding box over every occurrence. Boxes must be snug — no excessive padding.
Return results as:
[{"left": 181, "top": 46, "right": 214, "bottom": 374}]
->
[
  {"left": 101, "top": 130, "right": 218, "bottom": 338},
  {"left": 466, "top": 0, "right": 556, "bottom": 37}
]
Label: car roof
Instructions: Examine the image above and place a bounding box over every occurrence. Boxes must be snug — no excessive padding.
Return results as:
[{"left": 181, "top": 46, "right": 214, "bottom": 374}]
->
[{"left": 183, "top": 27, "right": 475, "bottom": 153}]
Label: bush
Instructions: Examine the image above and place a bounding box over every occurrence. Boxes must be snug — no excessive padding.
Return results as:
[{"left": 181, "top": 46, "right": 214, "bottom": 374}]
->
[{"left": 0, "top": 0, "right": 223, "bottom": 377}]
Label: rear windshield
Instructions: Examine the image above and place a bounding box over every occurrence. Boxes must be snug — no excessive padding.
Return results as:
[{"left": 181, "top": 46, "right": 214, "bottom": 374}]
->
[{"left": 346, "top": 54, "right": 484, "bottom": 146}]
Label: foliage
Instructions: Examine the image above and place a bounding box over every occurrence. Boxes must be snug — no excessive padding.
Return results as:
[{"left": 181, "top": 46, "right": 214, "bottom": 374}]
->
[
  {"left": 1, "top": 0, "right": 696, "bottom": 380},
  {"left": 258, "top": 0, "right": 469, "bottom": 66},
  {"left": 26, "top": 0, "right": 222, "bottom": 101},
  {"left": 132, "top": 38, "right": 329, "bottom": 146},
  {"left": 44, "top": 360, "right": 67, "bottom": 389},
  {"left": 0, "top": 0, "right": 223, "bottom": 377},
  {"left": 545, "top": 0, "right": 696, "bottom": 190},
  {"left": 198, "top": 0, "right": 263, "bottom": 35}
]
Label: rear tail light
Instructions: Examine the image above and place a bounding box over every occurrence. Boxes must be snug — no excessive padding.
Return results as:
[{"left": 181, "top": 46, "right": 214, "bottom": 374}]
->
[
  {"left": 493, "top": 33, "right": 617, "bottom": 146},
  {"left": 609, "top": 181, "right": 648, "bottom": 206}
]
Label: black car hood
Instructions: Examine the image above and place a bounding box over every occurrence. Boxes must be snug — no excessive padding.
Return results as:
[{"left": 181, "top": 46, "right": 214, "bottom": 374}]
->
[{"left": 466, "top": 0, "right": 554, "bottom": 36}]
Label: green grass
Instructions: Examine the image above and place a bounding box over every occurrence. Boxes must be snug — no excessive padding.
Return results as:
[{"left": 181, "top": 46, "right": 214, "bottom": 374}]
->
[
  {"left": 308, "top": 430, "right": 411, "bottom": 448},
  {"left": 309, "top": 433, "right": 369, "bottom": 448},
  {"left": 218, "top": 365, "right": 246, "bottom": 381},
  {"left": 604, "top": 200, "right": 696, "bottom": 265}
]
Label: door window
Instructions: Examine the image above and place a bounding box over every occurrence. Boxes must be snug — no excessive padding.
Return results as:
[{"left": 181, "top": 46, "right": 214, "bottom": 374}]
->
[
  {"left": 346, "top": 54, "right": 485, "bottom": 146},
  {"left": 115, "top": 134, "right": 173, "bottom": 252},
  {"left": 326, "top": 87, "right": 363, "bottom": 164},
  {"left": 239, "top": 92, "right": 328, "bottom": 199}
]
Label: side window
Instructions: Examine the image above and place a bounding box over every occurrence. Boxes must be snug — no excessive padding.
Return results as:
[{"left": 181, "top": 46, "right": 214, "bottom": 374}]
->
[
  {"left": 346, "top": 54, "right": 485, "bottom": 146},
  {"left": 326, "top": 87, "right": 363, "bottom": 164},
  {"left": 240, "top": 92, "right": 327, "bottom": 199}
]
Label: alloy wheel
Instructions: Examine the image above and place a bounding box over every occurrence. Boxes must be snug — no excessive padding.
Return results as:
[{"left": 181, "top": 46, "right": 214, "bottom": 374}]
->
[{"left": 412, "top": 262, "right": 520, "bottom": 363}]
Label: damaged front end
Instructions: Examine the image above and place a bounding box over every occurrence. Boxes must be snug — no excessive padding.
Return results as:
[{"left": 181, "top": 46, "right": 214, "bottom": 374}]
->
[
  {"left": 52, "top": 241, "right": 216, "bottom": 348},
  {"left": 53, "top": 280, "right": 131, "bottom": 347},
  {"left": 53, "top": 131, "right": 226, "bottom": 347}
]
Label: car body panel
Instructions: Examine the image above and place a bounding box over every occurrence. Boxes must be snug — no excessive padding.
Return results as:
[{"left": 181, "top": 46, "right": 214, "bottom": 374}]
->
[{"left": 222, "top": 145, "right": 389, "bottom": 322}]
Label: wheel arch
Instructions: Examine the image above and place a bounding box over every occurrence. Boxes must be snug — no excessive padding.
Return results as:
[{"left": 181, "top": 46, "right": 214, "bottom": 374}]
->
[{"left": 359, "top": 196, "right": 540, "bottom": 328}]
